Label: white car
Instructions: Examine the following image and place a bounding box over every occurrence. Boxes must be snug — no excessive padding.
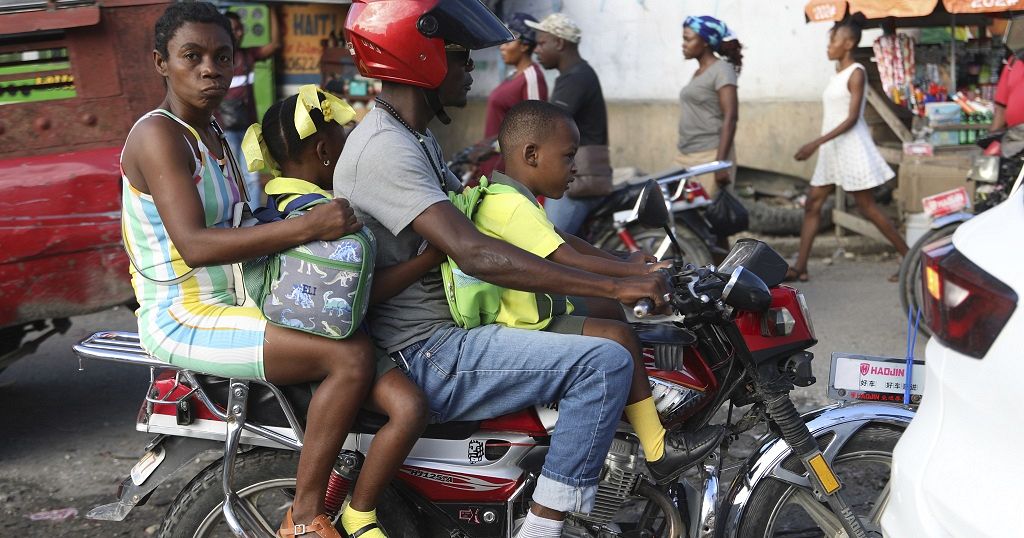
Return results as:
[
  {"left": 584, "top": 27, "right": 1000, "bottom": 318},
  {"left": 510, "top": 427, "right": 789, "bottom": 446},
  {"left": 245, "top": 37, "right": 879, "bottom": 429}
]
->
[{"left": 882, "top": 187, "right": 1024, "bottom": 536}]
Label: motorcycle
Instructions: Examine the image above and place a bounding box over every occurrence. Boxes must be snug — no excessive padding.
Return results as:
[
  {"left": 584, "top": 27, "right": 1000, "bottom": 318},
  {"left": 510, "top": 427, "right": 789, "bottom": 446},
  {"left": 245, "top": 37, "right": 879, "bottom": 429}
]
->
[
  {"left": 898, "top": 128, "right": 1024, "bottom": 334},
  {"left": 74, "top": 180, "right": 911, "bottom": 538}
]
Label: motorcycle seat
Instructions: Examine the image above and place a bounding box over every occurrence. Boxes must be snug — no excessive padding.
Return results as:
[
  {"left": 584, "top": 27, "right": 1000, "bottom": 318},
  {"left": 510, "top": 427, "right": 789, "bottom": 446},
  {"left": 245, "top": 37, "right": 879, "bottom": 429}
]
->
[{"left": 194, "top": 375, "right": 480, "bottom": 440}]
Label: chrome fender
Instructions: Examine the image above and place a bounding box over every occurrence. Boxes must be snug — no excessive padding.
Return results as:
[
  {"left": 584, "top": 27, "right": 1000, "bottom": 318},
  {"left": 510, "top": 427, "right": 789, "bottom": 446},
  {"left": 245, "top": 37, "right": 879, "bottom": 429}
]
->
[
  {"left": 719, "top": 402, "right": 915, "bottom": 538},
  {"left": 931, "top": 212, "right": 972, "bottom": 229}
]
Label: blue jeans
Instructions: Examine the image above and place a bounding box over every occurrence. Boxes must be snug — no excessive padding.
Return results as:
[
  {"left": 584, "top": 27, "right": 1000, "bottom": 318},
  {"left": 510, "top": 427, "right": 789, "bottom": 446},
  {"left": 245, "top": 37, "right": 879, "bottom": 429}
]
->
[
  {"left": 544, "top": 195, "right": 603, "bottom": 236},
  {"left": 223, "top": 129, "right": 263, "bottom": 206},
  {"left": 401, "top": 323, "right": 632, "bottom": 513}
]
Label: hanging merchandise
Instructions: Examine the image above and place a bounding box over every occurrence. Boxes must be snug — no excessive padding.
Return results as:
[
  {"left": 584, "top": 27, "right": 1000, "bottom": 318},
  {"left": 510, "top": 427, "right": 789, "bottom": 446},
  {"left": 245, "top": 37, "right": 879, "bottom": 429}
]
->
[{"left": 874, "top": 34, "right": 917, "bottom": 106}]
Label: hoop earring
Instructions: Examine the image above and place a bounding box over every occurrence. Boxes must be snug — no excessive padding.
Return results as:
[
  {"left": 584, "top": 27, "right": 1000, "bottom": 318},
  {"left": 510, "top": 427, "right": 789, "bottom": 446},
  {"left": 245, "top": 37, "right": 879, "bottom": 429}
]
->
[{"left": 323, "top": 159, "right": 331, "bottom": 166}]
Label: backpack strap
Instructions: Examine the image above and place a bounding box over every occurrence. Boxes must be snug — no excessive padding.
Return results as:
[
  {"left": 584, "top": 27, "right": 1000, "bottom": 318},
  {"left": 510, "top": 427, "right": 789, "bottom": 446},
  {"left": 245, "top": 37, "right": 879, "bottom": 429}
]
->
[{"left": 283, "top": 192, "right": 330, "bottom": 214}]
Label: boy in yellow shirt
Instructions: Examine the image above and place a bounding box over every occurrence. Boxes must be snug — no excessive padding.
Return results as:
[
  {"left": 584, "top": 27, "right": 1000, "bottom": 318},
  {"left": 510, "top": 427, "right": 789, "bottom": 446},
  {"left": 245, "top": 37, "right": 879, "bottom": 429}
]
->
[{"left": 476, "top": 100, "right": 725, "bottom": 482}]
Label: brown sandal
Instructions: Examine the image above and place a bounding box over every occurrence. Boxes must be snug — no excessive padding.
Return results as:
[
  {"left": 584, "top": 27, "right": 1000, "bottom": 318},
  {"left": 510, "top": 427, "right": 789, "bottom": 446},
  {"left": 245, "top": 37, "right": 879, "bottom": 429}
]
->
[
  {"left": 783, "top": 267, "right": 809, "bottom": 282},
  {"left": 278, "top": 508, "right": 341, "bottom": 538}
]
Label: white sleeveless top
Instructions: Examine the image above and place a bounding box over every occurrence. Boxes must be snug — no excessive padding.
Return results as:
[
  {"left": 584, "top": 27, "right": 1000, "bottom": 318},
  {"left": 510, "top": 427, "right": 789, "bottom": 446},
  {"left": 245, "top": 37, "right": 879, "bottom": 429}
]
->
[{"left": 811, "top": 63, "right": 894, "bottom": 191}]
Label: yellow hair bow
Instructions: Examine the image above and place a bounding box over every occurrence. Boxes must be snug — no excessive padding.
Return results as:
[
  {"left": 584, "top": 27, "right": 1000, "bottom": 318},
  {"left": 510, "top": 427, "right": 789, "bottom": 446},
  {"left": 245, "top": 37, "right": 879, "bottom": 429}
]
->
[
  {"left": 241, "top": 123, "right": 281, "bottom": 177},
  {"left": 294, "top": 84, "right": 356, "bottom": 140}
]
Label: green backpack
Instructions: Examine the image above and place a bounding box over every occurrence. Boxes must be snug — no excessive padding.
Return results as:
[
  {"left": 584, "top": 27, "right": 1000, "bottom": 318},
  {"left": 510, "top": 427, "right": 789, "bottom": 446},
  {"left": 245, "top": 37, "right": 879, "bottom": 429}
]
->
[{"left": 441, "top": 178, "right": 517, "bottom": 328}]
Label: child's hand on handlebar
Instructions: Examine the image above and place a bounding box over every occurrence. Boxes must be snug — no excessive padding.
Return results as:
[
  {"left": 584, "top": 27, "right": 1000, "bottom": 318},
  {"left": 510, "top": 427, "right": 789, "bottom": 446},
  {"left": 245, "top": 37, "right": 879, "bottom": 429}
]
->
[{"left": 305, "top": 198, "right": 363, "bottom": 240}]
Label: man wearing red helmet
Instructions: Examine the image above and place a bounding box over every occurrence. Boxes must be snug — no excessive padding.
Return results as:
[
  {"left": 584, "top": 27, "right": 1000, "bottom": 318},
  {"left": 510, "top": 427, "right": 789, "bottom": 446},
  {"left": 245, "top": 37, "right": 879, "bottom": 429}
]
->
[{"left": 336, "top": 2, "right": 713, "bottom": 535}]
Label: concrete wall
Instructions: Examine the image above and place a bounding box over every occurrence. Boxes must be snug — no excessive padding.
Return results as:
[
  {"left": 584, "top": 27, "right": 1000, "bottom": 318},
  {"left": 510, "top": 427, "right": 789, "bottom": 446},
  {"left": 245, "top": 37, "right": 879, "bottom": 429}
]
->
[
  {"left": 435, "top": 0, "right": 843, "bottom": 180},
  {"left": 434, "top": 98, "right": 822, "bottom": 180}
]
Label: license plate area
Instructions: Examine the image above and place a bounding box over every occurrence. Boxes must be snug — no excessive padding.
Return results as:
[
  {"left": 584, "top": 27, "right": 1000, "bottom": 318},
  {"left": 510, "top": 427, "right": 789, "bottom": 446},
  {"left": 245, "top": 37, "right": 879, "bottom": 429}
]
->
[{"left": 828, "top": 353, "right": 925, "bottom": 405}]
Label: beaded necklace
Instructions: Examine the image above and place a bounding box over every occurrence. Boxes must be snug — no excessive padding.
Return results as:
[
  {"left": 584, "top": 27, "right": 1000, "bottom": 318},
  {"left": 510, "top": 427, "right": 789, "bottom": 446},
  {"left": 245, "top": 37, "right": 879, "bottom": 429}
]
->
[{"left": 374, "top": 96, "right": 448, "bottom": 191}]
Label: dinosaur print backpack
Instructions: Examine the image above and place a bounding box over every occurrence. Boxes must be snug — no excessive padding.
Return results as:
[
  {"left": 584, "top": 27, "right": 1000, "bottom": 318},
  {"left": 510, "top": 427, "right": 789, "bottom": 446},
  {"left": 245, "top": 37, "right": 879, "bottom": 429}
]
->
[{"left": 242, "top": 193, "right": 376, "bottom": 340}]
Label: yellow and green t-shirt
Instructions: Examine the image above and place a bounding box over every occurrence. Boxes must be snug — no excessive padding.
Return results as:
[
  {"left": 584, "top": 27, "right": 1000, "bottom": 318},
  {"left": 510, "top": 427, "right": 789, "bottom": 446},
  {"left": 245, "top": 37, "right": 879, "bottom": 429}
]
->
[{"left": 476, "top": 171, "right": 573, "bottom": 330}]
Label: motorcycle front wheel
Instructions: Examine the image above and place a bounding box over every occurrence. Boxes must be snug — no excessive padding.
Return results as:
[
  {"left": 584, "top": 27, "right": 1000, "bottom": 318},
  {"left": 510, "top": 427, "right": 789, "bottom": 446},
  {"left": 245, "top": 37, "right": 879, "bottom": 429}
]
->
[
  {"left": 898, "top": 223, "right": 962, "bottom": 337},
  {"left": 736, "top": 424, "right": 902, "bottom": 538},
  {"left": 157, "top": 448, "right": 417, "bottom": 538}
]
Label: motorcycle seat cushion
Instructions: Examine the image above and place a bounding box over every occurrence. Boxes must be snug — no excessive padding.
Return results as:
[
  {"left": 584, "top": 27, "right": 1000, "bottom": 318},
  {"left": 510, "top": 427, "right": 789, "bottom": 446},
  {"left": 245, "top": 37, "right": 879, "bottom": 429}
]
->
[{"left": 194, "top": 375, "right": 480, "bottom": 440}]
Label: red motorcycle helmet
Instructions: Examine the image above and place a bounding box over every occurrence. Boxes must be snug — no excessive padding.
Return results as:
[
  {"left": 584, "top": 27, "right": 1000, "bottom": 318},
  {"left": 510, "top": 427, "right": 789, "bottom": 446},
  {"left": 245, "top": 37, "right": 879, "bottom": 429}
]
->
[{"left": 345, "top": 0, "right": 513, "bottom": 89}]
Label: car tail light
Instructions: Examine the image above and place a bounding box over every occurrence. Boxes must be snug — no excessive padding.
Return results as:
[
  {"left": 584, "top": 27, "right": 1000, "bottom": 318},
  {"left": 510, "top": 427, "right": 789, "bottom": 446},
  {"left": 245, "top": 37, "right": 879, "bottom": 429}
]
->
[{"left": 920, "top": 238, "right": 1018, "bottom": 359}]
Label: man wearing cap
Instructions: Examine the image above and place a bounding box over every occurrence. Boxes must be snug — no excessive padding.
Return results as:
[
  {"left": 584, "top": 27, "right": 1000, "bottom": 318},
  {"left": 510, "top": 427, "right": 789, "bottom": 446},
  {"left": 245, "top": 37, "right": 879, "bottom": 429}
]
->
[
  {"left": 528, "top": 12, "right": 612, "bottom": 236},
  {"left": 477, "top": 12, "right": 549, "bottom": 179}
]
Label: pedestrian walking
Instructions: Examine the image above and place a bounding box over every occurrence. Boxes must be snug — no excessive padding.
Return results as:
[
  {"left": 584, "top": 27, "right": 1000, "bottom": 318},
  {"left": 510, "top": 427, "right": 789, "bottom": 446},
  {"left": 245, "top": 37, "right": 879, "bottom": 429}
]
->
[
  {"left": 789, "top": 14, "right": 908, "bottom": 282},
  {"left": 476, "top": 12, "right": 548, "bottom": 179},
  {"left": 676, "top": 15, "right": 742, "bottom": 196},
  {"left": 528, "top": 13, "right": 612, "bottom": 236}
]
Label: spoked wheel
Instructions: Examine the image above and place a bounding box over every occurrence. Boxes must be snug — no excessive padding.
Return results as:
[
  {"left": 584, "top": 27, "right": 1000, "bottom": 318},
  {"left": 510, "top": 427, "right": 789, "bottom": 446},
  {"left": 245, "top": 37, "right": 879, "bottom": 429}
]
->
[
  {"left": 158, "top": 449, "right": 419, "bottom": 538},
  {"left": 898, "top": 223, "right": 961, "bottom": 337},
  {"left": 737, "top": 424, "right": 903, "bottom": 538},
  {"left": 598, "top": 226, "right": 713, "bottom": 267}
]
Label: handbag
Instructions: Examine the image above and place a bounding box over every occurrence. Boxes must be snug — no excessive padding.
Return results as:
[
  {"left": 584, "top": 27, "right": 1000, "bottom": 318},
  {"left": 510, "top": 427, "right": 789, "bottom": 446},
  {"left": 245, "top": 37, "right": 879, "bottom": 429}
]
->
[
  {"left": 566, "top": 145, "right": 613, "bottom": 198},
  {"left": 705, "top": 189, "right": 750, "bottom": 237},
  {"left": 242, "top": 193, "right": 377, "bottom": 340}
]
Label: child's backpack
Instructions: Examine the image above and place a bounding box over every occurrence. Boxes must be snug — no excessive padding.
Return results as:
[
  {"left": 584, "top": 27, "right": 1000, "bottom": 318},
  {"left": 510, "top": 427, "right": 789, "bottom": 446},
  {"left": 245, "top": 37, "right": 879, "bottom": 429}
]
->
[
  {"left": 243, "top": 193, "right": 376, "bottom": 339},
  {"left": 441, "top": 178, "right": 518, "bottom": 329}
]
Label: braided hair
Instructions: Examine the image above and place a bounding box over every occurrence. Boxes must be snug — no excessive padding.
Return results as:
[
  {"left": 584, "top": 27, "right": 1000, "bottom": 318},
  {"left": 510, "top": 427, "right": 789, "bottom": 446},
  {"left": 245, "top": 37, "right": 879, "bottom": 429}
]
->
[{"left": 260, "top": 95, "right": 330, "bottom": 165}]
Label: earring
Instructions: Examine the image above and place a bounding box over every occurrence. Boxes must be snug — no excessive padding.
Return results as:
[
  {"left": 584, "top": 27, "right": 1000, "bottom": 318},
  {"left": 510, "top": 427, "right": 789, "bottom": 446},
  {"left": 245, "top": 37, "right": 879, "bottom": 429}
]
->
[{"left": 323, "top": 159, "right": 331, "bottom": 166}]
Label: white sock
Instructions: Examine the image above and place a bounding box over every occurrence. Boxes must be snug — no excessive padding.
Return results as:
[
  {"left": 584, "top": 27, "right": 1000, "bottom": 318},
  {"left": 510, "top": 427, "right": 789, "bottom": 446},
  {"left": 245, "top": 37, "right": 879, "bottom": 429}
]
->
[{"left": 514, "top": 510, "right": 564, "bottom": 538}]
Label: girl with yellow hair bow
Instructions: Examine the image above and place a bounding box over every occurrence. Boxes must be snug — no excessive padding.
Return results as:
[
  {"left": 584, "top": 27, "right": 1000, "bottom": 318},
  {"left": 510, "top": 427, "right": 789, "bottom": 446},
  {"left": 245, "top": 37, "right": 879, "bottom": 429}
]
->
[{"left": 243, "top": 85, "right": 444, "bottom": 538}]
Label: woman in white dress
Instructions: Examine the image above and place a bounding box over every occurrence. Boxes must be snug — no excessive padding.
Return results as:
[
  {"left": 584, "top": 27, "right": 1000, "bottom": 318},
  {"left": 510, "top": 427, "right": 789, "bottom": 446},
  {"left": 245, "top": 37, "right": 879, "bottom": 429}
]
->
[{"left": 789, "top": 15, "right": 908, "bottom": 282}]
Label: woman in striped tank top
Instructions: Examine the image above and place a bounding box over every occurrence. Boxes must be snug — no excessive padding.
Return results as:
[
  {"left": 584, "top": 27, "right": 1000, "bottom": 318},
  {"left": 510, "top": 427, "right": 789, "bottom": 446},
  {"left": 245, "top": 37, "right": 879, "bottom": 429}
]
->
[{"left": 122, "top": 4, "right": 373, "bottom": 536}]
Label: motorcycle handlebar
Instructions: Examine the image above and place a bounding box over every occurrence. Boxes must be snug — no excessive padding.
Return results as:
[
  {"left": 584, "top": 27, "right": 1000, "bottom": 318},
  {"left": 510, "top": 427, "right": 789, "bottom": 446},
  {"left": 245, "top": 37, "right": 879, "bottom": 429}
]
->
[{"left": 633, "top": 298, "right": 655, "bottom": 318}]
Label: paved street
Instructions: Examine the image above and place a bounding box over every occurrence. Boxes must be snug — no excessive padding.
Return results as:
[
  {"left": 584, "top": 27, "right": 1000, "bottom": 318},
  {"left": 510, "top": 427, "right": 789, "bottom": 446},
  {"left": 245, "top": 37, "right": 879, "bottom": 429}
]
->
[{"left": 0, "top": 255, "right": 925, "bottom": 537}]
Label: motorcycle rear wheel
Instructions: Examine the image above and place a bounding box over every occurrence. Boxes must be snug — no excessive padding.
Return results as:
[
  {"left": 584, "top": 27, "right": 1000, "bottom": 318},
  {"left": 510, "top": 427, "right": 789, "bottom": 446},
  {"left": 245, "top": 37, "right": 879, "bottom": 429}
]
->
[
  {"left": 597, "top": 227, "right": 713, "bottom": 267},
  {"left": 736, "top": 424, "right": 902, "bottom": 538},
  {"left": 157, "top": 448, "right": 417, "bottom": 538},
  {"left": 898, "top": 223, "right": 961, "bottom": 337}
]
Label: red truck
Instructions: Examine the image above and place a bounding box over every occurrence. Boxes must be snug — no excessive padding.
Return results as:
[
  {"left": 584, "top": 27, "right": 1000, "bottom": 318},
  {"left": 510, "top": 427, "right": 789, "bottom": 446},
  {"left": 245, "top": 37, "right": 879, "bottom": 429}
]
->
[{"left": 0, "top": 0, "right": 170, "bottom": 371}]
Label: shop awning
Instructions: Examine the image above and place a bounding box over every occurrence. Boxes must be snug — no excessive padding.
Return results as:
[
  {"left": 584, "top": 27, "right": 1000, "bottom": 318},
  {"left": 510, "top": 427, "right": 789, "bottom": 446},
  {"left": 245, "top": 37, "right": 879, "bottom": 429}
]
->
[{"left": 805, "top": 0, "right": 1024, "bottom": 22}]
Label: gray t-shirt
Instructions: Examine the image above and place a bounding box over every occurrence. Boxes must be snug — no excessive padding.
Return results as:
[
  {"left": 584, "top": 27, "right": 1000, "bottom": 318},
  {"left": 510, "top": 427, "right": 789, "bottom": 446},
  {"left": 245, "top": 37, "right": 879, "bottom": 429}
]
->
[
  {"left": 677, "top": 59, "right": 738, "bottom": 154},
  {"left": 334, "top": 108, "right": 462, "bottom": 353}
]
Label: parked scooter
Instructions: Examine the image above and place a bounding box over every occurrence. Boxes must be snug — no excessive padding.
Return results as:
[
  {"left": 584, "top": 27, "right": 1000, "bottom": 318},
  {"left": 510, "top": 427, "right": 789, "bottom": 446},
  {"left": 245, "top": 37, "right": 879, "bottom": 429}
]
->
[
  {"left": 898, "top": 127, "right": 1024, "bottom": 333},
  {"left": 74, "top": 180, "right": 912, "bottom": 538}
]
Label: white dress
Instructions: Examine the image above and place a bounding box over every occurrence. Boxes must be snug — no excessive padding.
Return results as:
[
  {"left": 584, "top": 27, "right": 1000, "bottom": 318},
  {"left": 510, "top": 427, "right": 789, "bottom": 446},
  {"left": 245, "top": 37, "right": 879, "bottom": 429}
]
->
[{"left": 811, "top": 63, "right": 894, "bottom": 191}]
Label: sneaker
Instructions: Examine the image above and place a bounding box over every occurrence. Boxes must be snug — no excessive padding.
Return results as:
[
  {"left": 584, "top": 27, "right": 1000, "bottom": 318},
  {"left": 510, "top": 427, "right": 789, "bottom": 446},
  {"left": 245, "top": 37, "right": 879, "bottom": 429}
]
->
[{"left": 646, "top": 426, "right": 726, "bottom": 484}]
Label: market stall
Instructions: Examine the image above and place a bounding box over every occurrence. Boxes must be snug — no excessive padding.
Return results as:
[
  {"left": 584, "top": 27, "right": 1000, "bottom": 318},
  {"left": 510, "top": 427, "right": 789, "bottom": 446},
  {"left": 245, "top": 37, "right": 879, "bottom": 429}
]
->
[{"left": 803, "top": 0, "right": 1024, "bottom": 240}]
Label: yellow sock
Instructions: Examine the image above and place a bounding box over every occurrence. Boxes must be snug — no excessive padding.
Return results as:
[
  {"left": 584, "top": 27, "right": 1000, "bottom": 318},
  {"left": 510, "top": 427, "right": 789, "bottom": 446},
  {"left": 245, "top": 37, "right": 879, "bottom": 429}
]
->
[
  {"left": 624, "top": 397, "right": 666, "bottom": 461},
  {"left": 341, "top": 505, "right": 386, "bottom": 538}
]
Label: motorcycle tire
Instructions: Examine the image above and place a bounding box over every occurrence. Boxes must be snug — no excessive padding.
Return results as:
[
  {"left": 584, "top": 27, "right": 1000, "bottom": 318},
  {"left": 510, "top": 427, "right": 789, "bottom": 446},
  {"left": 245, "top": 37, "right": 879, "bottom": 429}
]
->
[
  {"left": 742, "top": 197, "right": 834, "bottom": 236},
  {"left": 597, "top": 226, "right": 713, "bottom": 267},
  {"left": 898, "top": 223, "right": 962, "bottom": 338},
  {"left": 736, "top": 424, "right": 903, "bottom": 538},
  {"left": 157, "top": 448, "right": 419, "bottom": 538}
]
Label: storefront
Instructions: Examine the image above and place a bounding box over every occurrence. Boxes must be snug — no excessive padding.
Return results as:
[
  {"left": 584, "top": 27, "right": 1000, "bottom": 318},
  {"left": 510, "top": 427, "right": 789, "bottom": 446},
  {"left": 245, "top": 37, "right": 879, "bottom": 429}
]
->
[{"left": 804, "top": 0, "right": 1024, "bottom": 237}]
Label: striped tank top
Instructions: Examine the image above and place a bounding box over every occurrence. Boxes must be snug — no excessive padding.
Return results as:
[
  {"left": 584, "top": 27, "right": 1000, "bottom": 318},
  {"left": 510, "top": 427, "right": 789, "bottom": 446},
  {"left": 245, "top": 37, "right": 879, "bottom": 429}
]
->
[{"left": 121, "top": 109, "right": 268, "bottom": 379}]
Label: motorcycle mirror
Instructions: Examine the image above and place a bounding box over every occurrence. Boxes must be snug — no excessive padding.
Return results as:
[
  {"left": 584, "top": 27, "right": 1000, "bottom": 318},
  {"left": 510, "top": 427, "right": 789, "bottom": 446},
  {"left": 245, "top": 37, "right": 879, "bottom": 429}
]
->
[
  {"left": 721, "top": 267, "right": 772, "bottom": 312},
  {"left": 636, "top": 179, "right": 671, "bottom": 229}
]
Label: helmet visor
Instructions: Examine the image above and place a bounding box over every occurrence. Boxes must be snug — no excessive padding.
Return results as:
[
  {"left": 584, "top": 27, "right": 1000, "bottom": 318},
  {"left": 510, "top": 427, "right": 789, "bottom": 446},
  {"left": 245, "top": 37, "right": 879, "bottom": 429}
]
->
[{"left": 419, "top": 0, "right": 514, "bottom": 50}]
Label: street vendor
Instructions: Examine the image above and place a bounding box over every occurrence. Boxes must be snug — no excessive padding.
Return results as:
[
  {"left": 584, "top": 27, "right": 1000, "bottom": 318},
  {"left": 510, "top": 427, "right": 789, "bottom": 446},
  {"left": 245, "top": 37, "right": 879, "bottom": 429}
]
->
[{"left": 991, "top": 51, "right": 1024, "bottom": 132}]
